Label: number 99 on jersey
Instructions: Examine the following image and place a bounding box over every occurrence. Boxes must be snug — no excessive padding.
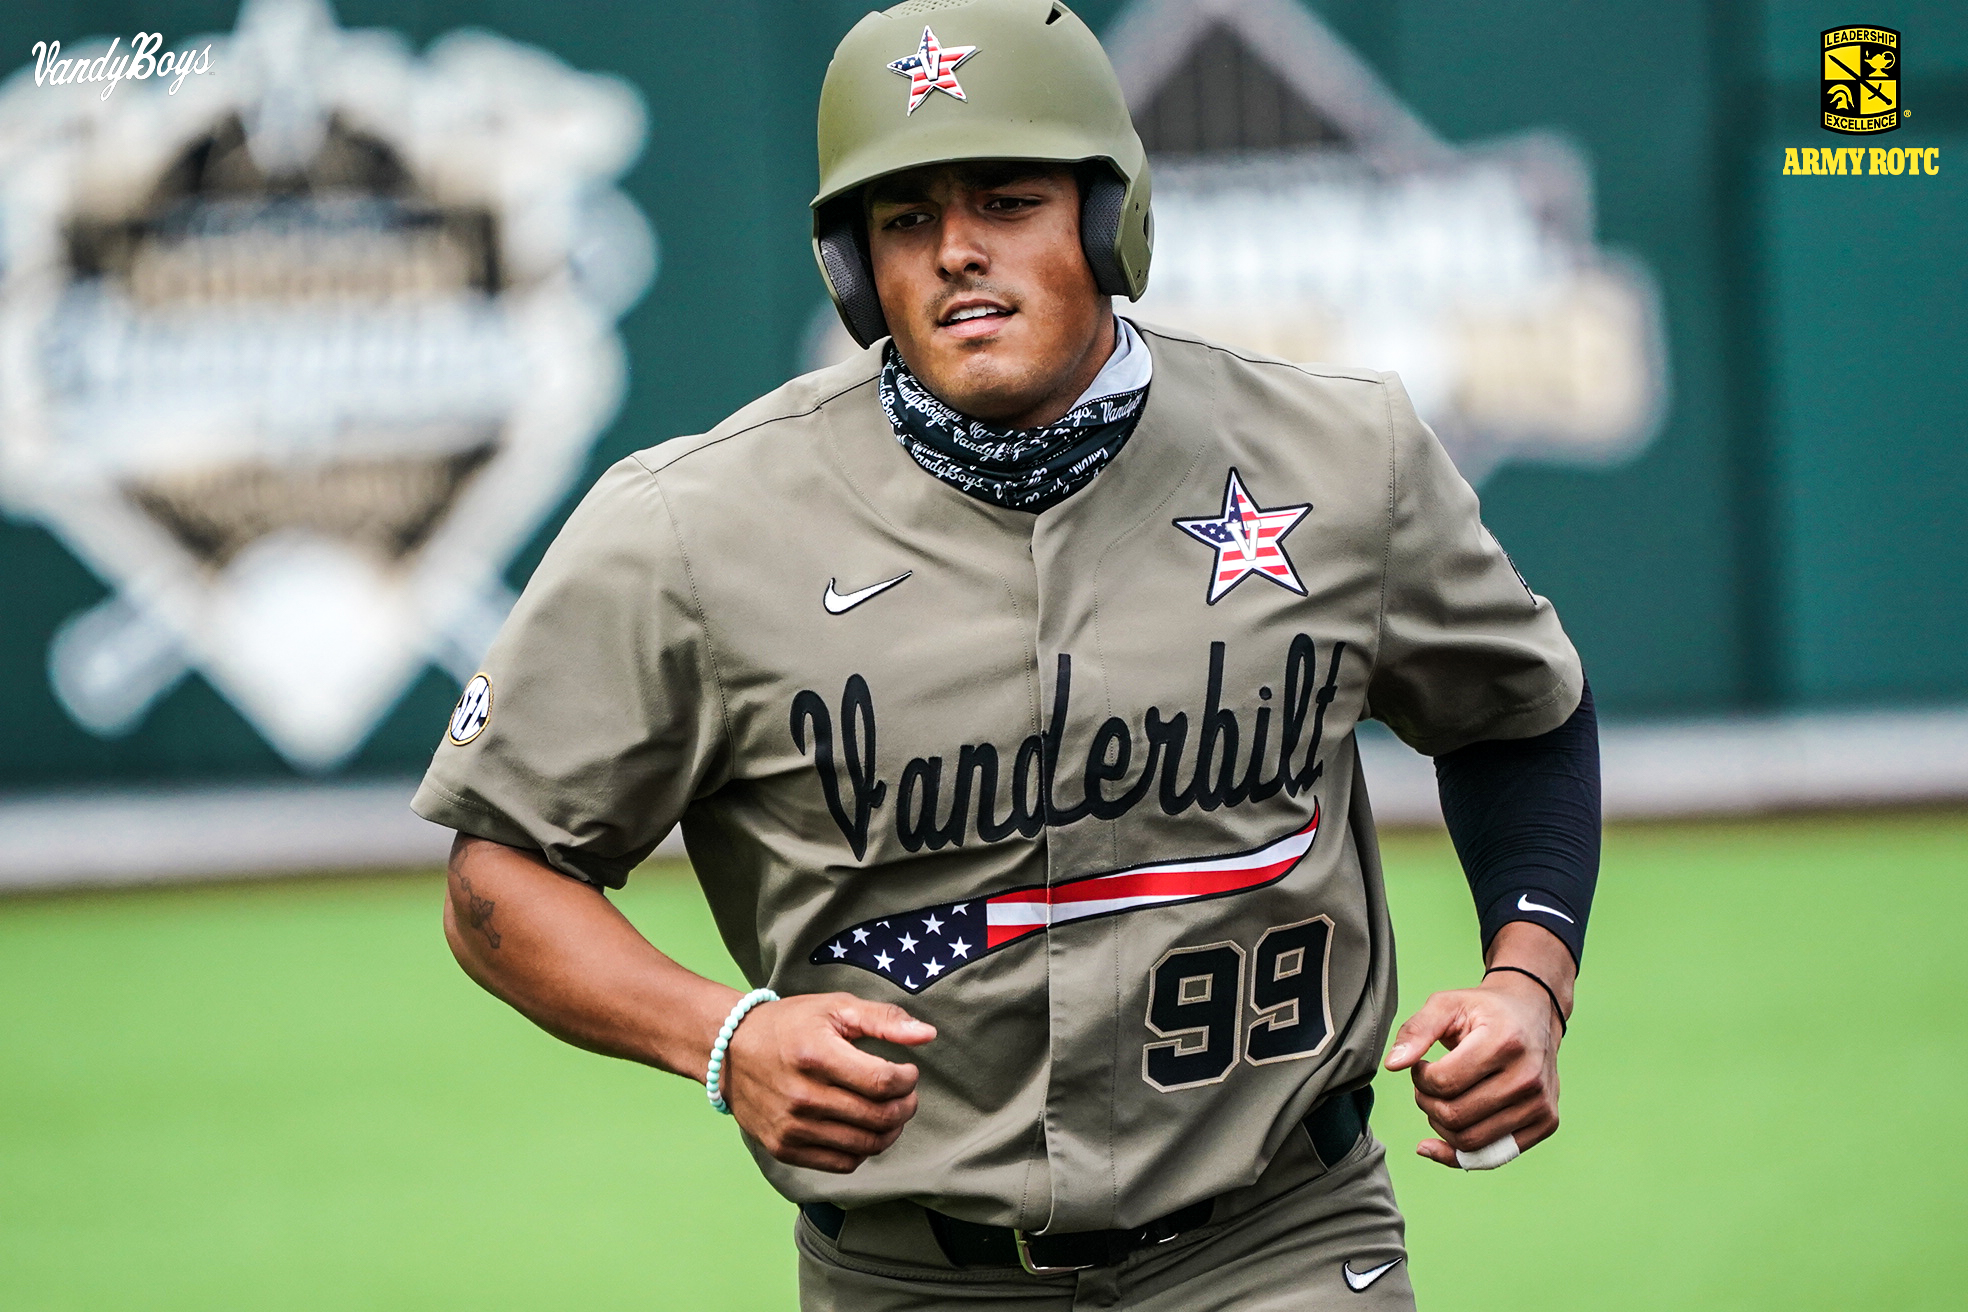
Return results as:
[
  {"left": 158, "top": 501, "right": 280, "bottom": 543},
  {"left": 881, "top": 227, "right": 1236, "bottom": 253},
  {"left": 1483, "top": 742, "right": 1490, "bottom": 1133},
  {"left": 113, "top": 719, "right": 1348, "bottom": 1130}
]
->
[{"left": 1143, "top": 916, "right": 1336, "bottom": 1093}]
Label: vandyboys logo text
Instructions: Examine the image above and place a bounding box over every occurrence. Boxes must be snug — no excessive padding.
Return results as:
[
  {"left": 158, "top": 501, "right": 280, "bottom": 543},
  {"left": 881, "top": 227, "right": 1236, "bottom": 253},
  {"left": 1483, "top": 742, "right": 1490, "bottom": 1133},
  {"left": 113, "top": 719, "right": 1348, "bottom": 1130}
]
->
[
  {"left": 791, "top": 636, "right": 1347, "bottom": 859},
  {"left": 30, "top": 34, "right": 215, "bottom": 99}
]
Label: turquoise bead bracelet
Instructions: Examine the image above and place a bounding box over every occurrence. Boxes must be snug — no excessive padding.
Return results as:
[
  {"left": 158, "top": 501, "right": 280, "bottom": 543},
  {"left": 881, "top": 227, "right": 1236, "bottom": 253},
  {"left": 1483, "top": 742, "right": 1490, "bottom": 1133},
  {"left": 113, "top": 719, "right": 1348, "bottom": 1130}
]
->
[{"left": 706, "top": 988, "right": 778, "bottom": 1115}]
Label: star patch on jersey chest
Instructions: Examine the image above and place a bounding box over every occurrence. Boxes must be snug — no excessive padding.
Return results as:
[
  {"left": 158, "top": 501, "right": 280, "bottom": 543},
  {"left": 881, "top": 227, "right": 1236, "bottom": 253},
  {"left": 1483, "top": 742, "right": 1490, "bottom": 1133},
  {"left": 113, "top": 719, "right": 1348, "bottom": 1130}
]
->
[
  {"left": 1174, "top": 469, "right": 1312, "bottom": 604},
  {"left": 888, "top": 25, "right": 978, "bottom": 115}
]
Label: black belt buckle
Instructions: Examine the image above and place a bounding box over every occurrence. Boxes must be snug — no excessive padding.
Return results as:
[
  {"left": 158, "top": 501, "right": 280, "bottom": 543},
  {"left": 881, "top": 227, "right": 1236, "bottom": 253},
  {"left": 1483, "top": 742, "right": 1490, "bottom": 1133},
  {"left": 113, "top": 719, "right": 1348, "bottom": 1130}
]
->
[
  {"left": 1013, "top": 1228, "right": 1097, "bottom": 1276},
  {"left": 1015, "top": 1199, "right": 1213, "bottom": 1275}
]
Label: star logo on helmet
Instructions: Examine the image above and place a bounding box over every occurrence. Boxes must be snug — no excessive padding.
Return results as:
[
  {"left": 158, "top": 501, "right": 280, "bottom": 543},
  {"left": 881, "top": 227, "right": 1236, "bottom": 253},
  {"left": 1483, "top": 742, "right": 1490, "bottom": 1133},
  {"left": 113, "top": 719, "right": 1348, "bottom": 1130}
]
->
[
  {"left": 888, "top": 26, "right": 978, "bottom": 115},
  {"left": 1174, "top": 469, "right": 1313, "bottom": 604}
]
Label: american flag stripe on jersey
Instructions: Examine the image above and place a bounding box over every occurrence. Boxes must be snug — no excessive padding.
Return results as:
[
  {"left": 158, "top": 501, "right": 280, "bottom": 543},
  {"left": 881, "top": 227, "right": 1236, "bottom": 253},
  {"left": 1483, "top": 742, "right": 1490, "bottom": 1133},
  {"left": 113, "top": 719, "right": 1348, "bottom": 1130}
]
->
[{"left": 809, "top": 805, "right": 1319, "bottom": 995}]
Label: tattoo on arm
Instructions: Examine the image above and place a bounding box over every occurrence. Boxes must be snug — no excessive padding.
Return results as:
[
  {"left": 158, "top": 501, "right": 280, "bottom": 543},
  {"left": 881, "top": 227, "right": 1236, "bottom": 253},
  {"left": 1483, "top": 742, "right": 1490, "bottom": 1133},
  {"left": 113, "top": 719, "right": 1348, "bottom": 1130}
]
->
[{"left": 459, "top": 874, "right": 501, "bottom": 950}]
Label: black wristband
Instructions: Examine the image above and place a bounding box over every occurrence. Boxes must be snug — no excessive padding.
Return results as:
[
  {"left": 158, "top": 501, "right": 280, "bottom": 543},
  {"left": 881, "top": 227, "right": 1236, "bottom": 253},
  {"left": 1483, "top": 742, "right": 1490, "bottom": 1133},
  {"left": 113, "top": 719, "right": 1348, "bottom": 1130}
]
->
[{"left": 1483, "top": 965, "right": 1569, "bottom": 1037}]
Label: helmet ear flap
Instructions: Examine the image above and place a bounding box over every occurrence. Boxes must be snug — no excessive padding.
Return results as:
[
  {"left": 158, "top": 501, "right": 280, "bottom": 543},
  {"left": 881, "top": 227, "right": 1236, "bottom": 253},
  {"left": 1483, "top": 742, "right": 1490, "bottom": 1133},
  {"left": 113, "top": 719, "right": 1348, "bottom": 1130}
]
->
[
  {"left": 816, "top": 197, "right": 890, "bottom": 349},
  {"left": 1079, "top": 166, "right": 1131, "bottom": 299}
]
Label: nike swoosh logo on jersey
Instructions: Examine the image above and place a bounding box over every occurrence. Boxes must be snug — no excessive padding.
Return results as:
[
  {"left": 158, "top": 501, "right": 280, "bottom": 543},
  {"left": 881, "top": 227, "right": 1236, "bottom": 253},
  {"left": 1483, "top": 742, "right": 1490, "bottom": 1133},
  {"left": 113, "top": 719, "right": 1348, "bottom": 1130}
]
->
[
  {"left": 1343, "top": 1258, "right": 1404, "bottom": 1292},
  {"left": 1516, "top": 893, "right": 1576, "bottom": 923},
  {"left": 823, "top": 571, "right": 912, "bottom": 615}
]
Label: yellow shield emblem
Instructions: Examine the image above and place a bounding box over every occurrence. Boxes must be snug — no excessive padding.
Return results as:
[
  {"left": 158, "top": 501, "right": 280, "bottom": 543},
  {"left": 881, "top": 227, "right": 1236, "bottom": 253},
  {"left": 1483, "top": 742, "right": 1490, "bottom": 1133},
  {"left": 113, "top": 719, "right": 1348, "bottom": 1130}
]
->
[{"left": 1822, "top": 26, "right": 1899, "bottom": 134}]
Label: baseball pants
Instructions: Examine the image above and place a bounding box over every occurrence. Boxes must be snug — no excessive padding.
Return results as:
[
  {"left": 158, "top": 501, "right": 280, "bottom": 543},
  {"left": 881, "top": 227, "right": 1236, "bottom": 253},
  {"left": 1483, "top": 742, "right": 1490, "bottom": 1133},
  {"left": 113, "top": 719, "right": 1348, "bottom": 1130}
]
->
[{"left": 794, "top": 1131, "right": 1414, "bottom": 1311}]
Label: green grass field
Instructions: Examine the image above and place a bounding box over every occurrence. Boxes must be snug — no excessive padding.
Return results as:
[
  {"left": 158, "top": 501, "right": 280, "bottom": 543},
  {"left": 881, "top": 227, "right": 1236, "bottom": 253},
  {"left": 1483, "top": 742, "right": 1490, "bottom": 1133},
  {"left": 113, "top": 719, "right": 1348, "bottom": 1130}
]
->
[{"left": 2, "top": 812, "right": 1963, "bottom": 1310}]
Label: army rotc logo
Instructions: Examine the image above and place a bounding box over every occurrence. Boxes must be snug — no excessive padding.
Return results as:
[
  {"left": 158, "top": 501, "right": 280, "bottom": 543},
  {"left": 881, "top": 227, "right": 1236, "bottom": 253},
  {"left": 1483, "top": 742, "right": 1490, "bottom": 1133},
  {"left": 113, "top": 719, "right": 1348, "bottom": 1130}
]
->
[{"left": 1822, "top": 26, "right": 1900, "bottom": 133}]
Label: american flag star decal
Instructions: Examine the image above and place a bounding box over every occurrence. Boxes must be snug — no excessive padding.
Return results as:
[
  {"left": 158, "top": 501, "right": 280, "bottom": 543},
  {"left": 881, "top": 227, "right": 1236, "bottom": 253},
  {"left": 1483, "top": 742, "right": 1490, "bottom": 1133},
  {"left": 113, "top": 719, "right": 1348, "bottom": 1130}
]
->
[
  {"left": 810, "top": 805, "right": 1319, "bottom": 995},
  {"left": 887, "top": 26, "right": 979, "bottom": 115},
  {"left": 1174, "top": 468, "right": 1312, "bottom": 605}
]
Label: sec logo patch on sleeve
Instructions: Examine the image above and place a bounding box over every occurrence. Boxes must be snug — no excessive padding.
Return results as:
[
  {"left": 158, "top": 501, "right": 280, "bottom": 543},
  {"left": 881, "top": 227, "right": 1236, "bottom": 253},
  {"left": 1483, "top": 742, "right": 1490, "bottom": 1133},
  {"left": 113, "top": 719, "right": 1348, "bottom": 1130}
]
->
[{"left": 448, "top": 674, "right": 493, "bottom": 745}]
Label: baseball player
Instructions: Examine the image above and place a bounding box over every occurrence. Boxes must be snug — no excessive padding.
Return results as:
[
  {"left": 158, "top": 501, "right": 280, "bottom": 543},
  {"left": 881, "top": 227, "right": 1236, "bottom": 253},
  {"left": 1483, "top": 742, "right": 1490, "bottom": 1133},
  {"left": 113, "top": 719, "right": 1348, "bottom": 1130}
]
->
[{"left": 415, "top": 1, "right": 1601, "bottom": 1307}]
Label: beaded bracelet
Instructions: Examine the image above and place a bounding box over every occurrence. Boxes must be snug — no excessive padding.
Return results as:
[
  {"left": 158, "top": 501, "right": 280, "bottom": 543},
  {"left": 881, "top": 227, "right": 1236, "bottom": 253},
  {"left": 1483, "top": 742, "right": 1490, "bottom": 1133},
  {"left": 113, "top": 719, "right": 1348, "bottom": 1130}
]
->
[{"left": 706, "top": 988, "right": 779, "bottom": 1115}]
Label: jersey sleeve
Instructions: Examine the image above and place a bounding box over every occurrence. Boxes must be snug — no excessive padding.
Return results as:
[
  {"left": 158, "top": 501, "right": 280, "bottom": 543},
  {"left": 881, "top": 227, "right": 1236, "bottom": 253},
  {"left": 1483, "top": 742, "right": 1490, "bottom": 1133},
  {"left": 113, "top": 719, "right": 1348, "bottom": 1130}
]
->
[
  {"left": 411, "top": 456, "right": 729, "bottom": 888},
  {"left": 1365, "top": 374, "right": 1585, "bottom": 757}
]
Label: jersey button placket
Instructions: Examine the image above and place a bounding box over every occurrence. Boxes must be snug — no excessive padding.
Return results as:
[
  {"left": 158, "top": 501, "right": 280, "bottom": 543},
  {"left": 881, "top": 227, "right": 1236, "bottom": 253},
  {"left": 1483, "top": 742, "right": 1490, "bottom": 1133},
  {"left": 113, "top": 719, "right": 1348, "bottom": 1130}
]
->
[{"left": 1028, "top": 513, "right": 1121, "bottom": 1232}]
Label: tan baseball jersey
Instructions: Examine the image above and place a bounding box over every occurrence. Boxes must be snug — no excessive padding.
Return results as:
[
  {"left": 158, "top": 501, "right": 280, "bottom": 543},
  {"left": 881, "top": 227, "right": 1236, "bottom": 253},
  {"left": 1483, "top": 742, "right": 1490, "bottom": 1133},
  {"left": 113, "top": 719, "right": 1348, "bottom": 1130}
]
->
[{"left": 412, "top": 321, "right": 1582, "bottom": 1234}]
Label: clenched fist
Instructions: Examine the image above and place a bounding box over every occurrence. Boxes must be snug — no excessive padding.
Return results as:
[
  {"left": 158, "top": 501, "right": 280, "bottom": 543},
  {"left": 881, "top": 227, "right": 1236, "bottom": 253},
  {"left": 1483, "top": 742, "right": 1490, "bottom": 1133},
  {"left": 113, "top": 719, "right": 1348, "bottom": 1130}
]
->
[
  {"left": 1384, "top": 922, "right": 1574, "bottom": 1168},
  {"left": 721, "top": 993, "right": 937, "bottom": 1173}
]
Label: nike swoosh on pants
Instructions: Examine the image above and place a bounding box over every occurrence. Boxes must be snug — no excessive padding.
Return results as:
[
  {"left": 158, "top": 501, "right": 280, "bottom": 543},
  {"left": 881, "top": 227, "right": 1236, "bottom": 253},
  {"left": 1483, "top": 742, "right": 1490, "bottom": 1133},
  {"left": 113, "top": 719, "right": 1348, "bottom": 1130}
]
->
[{"left": 1343, "top": 1257, "right": 1405, "bottom": 1291}]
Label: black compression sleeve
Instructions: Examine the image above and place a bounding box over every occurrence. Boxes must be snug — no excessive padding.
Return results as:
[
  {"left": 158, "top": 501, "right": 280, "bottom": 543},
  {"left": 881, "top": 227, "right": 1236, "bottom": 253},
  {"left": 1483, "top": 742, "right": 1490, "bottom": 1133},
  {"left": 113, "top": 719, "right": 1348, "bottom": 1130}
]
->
[{"left": 1432, "top": 680, "right": 1601, "bottom": 967}]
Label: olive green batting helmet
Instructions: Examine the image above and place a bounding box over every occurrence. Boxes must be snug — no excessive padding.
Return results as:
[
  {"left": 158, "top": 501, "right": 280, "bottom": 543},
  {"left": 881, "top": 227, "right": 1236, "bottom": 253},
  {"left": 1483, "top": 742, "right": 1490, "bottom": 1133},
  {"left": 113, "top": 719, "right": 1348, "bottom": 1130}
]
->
[{"left": 812, "top": 0, "right": 1153, "bottom": 348}]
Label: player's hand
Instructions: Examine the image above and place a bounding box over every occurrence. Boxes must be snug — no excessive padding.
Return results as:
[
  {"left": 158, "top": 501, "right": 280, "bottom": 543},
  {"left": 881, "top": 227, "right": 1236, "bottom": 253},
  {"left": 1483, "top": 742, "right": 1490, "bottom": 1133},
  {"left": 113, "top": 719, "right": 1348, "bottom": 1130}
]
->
[
  {"left": 1384, "top": 977, "right": 1560, "bottom": 1167},
  {"left": 1384, "top": 928, "right": 1571, "bottom": 1169},
  {"left": 721, "top": 992, "right": 936, "bottom": 1174}
]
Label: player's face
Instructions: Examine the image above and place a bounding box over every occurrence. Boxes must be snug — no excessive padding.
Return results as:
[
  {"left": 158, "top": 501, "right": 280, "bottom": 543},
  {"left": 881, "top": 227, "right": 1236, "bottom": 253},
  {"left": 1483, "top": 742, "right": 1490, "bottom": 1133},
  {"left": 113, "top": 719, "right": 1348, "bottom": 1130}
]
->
[{"left": 866, "top": 163, "right": 1113, "bottom": 429}]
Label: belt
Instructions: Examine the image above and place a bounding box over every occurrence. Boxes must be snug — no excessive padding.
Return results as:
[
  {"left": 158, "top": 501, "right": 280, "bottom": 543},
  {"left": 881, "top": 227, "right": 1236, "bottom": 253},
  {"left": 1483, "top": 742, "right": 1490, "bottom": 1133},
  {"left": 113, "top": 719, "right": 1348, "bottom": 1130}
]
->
[{"left": 801, "top": 1085, "right": 1372, "bottom": 1276}]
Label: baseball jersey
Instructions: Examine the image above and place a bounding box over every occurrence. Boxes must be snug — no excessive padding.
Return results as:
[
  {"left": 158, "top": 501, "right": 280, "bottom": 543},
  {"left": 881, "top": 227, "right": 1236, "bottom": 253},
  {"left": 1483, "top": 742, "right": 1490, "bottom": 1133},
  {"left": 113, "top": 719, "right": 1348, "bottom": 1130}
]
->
[{"left": 412, "top": 321, "right": 1583, "bottom": 1233}]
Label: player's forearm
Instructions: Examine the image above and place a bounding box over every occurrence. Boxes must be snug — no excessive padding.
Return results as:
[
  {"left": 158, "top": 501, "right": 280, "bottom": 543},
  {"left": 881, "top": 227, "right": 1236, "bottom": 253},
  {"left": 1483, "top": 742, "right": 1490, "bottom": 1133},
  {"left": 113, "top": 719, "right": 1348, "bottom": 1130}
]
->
[
  {"left": 1435, "top": 679, "right": 1601, "bottom": 967},
  {"left": 442, "top": 834, "right": 738, "bottom": 1081}
]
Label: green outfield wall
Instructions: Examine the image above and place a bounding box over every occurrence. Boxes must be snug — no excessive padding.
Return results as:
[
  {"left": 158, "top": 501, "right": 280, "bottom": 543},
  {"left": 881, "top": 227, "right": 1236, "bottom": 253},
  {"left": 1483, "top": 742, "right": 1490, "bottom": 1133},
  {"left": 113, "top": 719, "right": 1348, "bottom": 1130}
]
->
[{"left": 0, "top": 0, "right": 1961, "bottom": 788}]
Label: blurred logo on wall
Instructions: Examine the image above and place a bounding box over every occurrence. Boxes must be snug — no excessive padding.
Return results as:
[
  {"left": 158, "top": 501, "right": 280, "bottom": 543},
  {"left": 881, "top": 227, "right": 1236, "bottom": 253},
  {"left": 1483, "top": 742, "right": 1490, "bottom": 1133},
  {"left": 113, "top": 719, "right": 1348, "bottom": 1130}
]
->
[
  {"left": 807, "top": 0, "right": 1667, "bottom": 486},
  {"left": 0, "top": 0, "right": 655, "bottom": 769}
]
